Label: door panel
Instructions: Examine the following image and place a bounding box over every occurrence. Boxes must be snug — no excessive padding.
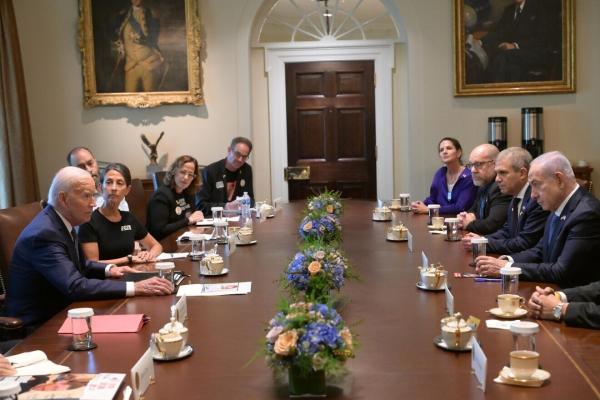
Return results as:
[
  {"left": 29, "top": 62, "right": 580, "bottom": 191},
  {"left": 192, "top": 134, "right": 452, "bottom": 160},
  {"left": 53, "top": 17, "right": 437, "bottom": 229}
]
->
[{"left": 286, "top": 60, "right": 376, "bottom": 201}]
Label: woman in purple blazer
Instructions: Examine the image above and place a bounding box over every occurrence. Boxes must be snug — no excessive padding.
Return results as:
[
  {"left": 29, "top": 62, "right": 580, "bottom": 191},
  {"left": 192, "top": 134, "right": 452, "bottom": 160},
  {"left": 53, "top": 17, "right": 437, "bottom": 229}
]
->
[{"left": 411, "top": 137, "right": 477, "bottom": 215}]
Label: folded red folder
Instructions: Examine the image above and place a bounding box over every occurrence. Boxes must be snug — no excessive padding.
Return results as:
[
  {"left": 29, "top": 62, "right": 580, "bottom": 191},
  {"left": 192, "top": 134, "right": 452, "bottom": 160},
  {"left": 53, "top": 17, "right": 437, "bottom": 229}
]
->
[{"left": 58, "top": 314, "right": 146, "bottom": 334}]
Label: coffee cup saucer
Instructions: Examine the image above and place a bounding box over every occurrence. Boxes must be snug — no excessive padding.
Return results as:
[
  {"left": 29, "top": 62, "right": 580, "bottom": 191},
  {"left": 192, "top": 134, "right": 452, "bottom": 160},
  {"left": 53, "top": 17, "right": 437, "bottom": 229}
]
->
[
  {"left": 496, "top": 366, "right": 550, "bottom": 387},
  {"left": 416, "top": 282, "right": 447, "bottom": 291},
  {"left": 152, "top": 344, "right": 194, "bottom": 361},
  {"left": 433, "top": 334, "right": 473, "bottom": 352},
  {"left": 199, "top": 267, "right": 229, "bottom": 276},
  {"left": 427, "top": 225, "right": 446, "bottom": 230},
  {"left": 236, "top": 239, "right": 257, "bottom": 246},
  {"left": 387, "top": 236, "right": 408, "bottom": 242},
  {"left": 489, "top": 307, "right": 527, "bottom": 319}
]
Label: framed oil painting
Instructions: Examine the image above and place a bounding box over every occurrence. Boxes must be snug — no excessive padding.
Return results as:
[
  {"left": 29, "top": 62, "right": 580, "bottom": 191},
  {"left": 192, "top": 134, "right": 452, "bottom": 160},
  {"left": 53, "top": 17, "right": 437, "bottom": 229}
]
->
[
  {"left": 79, "top": 0, "right": 204, "bottom": 108},
  {"left": 454, "top": 0, "right": 575, "bottom": 96}
]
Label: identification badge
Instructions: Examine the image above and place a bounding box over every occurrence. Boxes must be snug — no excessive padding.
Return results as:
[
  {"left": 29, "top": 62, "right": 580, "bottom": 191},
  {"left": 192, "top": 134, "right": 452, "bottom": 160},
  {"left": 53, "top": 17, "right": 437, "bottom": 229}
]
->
[
  {"left": 216, "top": 181, "right": 224, "bottom": 189},
  {"left": 175, "top": 206, "right": 182, "bottom": 215},
  {"left": 447, "top": 191, "right": 452, "bottom": 201},
  {"left": 240, "top": 179, "right": 245, "bottom": 188}
]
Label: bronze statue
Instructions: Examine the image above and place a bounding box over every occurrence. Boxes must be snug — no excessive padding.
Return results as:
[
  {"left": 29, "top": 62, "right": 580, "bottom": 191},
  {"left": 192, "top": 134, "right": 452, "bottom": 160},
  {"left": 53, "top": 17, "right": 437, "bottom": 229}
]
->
[{"left": 141, "top": 131, "right": 164, "bottom": 165}]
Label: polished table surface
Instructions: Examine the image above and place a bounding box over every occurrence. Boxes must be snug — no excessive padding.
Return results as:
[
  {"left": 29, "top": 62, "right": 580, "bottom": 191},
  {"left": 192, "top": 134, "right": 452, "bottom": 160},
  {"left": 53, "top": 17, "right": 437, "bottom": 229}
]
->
[{"left": 9, "top": 201, "right": 600, "bottom": 399}]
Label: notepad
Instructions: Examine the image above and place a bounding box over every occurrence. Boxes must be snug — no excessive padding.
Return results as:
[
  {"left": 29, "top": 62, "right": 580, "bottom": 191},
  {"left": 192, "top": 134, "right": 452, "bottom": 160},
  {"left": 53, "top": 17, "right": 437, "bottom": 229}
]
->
[
  {"left": 7, "top": 350, "right": 70, "bottom": 376},
  {"left": 58, "top": 314, "right": 146, "bottom": 334}
]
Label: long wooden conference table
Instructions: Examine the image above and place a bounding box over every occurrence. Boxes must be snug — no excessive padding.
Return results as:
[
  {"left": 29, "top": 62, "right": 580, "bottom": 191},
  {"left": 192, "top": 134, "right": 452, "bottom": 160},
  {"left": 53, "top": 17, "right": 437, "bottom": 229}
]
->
[{"left": 8, "top": 201, "right": 600, "bottom": 399}]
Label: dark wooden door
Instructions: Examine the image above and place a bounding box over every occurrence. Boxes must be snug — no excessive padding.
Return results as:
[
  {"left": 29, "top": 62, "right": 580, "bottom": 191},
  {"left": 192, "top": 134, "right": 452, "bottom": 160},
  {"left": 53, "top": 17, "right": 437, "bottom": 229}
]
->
[{"left": 285, "top": 60, "right": 376, "bottom": 200}]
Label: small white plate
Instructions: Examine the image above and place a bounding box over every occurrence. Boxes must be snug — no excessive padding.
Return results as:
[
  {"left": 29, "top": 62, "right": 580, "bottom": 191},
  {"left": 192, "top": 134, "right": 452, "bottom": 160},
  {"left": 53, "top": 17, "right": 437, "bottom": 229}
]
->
[
  {"left": 266, "top": 214, "right": 275, "bottom": 219},
  {"left": 199, "top": 267, "right": 229, "bottom": 276},
  {"left": 236, "top": 240, "right": 257, "bottom": 246},
  {"left": 386, "top": 237, "right": 408, "bottom": 242},
  {"left": 416, "top": 282, "right": 447, "bottom": 291},
  {"left": 489, "top": 307, "right": 528, "bottom": 319},
  {"left": 427, "top": 225, "right": 446, "bottom": 230},
  {"left": 433, "top": 335, "right": 472, "bottom": 352},
  {"left": 372, "top": 217, "right": 392, "bottom": 222},
  {"left": 497, "top": 367, "right": 550, "bottom": 387},
  {"left": 152, "top": 344, "right": 194, "bottom": 361}
]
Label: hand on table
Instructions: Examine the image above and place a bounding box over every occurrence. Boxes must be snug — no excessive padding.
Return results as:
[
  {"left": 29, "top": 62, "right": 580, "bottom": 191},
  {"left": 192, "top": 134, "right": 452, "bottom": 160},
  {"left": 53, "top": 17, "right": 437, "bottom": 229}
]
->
[
  {"left": 0, "top": 355, "right": 15, "bottom": 376},
  {"left": 410, "top": 201, "right": 428, "bottom": 214},
  {"left": 108, "top": 265, "right": 138, "bottom": 278},
  {"left": 457, "top": 212, "right": 476, "bottom": 229},
  {"left": 133, "top": 251, "right": 156, "bottom": 263},
  {"left": 528, "top": 286, "right": 564, "bottom": 320},
  {"left": 134, "top": 277, "right": 173, "bottom": 296},
  {"left": 461, "top": 232, "right": 481, "bottom": 251},
  {"left": 187, "top": 211, "right": 204, "bottom": 225},
  {"left": 474, "top": 256, "right": 507, "bottom": 277}
]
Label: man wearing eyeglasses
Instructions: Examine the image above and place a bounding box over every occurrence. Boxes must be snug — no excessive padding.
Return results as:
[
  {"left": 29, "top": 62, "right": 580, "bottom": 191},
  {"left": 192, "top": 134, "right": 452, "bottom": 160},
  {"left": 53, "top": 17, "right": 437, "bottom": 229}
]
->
[
  {"left": 196, "top": 137, "right": 254, "bottom": 215},
  {"left": 457, "top": 144, "right": 511, "bottom": 235}
]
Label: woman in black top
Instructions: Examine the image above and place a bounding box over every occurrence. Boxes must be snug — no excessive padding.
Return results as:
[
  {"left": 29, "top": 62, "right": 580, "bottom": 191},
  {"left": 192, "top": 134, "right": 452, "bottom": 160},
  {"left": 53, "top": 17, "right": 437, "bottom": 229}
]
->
[
  {"left": 147, "top": 155, "right": 204, "bottom": 240},
  {"left": 79, "top": 163, "right": 162, "bottom": 265}
]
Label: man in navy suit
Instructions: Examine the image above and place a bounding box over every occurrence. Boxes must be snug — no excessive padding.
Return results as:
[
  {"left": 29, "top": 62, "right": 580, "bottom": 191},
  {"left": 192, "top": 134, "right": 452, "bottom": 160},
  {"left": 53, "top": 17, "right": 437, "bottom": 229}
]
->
[
  {"left": 476, "top": 151, "right": 600, "bottom": 288},
  {"left": 528, "top": 283, "right": 600, "bottom": 329},
  {"left": 462, "top": 147, "right": 548, "bottom": 253},
  {"left": 457, "top": 144, "right": 512, "bottom": 235},
  {"left": 6, "top": 167, "right": 173, "bottom": 330}
]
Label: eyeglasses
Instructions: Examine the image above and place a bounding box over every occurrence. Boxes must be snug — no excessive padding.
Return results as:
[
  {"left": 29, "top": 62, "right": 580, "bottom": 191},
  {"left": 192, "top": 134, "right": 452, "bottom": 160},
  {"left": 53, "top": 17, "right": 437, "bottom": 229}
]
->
[
  {"left": 233, "top": 150, "right": 250, "bottom": 160},
  {"left": 466, "top": 160, "right": 494, "bottom": 170},
  {"left": 178, "top": 170, "right": 196, "bottom": 179}
]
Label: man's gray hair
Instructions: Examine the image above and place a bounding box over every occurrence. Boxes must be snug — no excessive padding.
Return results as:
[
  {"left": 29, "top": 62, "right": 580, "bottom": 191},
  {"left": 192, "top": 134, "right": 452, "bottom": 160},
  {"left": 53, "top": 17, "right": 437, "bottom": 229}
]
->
[
  {"left": 497, "top": 147, "right": 533, "bottom": 171},
  {"left": 48, "top": 166, "right": 92, "bottom": 206},
  {"left": 531, "top": 151, "right": 575, "bottom": 180}
]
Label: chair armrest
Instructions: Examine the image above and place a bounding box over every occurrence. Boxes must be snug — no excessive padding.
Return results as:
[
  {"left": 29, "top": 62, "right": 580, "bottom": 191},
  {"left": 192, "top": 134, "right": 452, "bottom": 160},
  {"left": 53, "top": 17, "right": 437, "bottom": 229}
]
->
[{"left": 0, "top": 316, "right": 23, "bottom": 330}]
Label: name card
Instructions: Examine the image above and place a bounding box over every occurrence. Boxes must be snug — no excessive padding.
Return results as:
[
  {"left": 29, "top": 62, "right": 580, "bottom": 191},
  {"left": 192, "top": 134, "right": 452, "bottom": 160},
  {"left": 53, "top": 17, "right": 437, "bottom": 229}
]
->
[
  {"left": 445, "top": 286, "right": 454, "bottom": 316},
  {"left": 130, "top": 349, "right": 154, "bottom": 400},
  {"left": 421, "top": 251, "right": 429, "bottom": 268},
  {"left": 407, "top": 231, "right": 413, "bottom": 253},
  {"left": 471, "top": 339, "right": 487, "bottom": 392},
  {"left": 273, "top": 197, "right": 282, "bottom": 211},
  {"left": 175, "top": 295, "right": 188, "bottom": 323},
  {"left": 227, "top": 235, "right": 237, "bottom": 255}
]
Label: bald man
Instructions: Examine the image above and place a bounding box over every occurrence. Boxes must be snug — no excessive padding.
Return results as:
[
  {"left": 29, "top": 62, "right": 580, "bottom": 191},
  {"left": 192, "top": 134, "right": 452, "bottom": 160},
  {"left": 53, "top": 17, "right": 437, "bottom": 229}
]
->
[
  {"left": 476, "top": 151, "right": 600, "bottom": 288},
  {"left": 6, "top": 167, "right": 172, "bottom": 330},
  {"left": 457, "top": 144, "right": 512, "bottom": 235}
]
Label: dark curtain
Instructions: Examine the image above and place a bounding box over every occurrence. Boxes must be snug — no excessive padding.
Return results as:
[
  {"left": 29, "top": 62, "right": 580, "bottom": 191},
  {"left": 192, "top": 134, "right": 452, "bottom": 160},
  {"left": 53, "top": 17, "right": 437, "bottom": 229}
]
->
[{"left": 0, "top": 0, "right": 39, "bottom": 208}]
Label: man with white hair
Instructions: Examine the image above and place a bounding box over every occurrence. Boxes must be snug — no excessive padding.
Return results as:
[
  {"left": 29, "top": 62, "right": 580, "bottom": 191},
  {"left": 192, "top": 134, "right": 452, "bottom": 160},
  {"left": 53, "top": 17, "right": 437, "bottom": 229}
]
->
[
  {"left": 6, "top": 167, "right": 172, "bottom": 330},
  {"left": 475, "top": 151, "right": 600, "bottom": 288},
  {"left": 457, "top": 144, "right": 512, "bottom": 234}
]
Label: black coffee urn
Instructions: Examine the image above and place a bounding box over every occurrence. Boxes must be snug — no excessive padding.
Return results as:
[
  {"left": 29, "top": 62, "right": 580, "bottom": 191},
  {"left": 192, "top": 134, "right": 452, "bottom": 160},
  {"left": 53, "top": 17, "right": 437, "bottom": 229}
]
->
[
  {"left": 521, "top": 107, "right": 544, "bottom": 158},
  {"left": 488, "top": 116, "right": 507, "bottom": 151}
]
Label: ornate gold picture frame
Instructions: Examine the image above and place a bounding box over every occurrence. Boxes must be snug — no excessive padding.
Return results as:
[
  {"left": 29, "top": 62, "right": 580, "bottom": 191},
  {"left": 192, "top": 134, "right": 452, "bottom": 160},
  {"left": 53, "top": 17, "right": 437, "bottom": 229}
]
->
[
  {"left": 454, "top": 0, "right": 575, "bottom": 96},
  {"left": 79, "top": 0, "right": 203, "bottom": 108}
]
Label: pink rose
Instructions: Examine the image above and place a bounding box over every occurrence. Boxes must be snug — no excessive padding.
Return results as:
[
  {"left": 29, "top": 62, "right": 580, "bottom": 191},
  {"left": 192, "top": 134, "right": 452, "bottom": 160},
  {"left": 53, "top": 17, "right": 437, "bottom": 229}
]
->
[
  {"left": 308, "top": 261, "right": 322, "bottom": 275},
  {"left": 274, "top": 330, "right": 298, "bottom": 356},
  {"left": 266, "top": 326, "right": 284, "bottom": 343}
]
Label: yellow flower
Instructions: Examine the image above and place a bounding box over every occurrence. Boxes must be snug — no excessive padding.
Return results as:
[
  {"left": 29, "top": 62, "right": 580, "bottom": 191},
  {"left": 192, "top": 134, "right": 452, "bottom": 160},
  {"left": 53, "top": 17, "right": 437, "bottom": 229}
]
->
[
  {"left": 303, "top": 221, "right": 313, "bottom": 232},
  {"left": 326, "top": 205, "right": 334, "bottom": 213},
  {"left": 308, "top": 261, "right": 322, "bottom": 275},
  {"left": 274, "top": 330, "right": 298, "bottom": 356},
  {"left": 340, "top": 327, "right": 354, "bottom": 350}
]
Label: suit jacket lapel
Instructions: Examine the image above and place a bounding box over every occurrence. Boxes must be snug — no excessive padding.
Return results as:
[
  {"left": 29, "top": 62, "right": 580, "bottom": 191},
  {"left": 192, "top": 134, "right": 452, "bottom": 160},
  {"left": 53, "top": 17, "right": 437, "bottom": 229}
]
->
[{"left": 547, "top": 187, "right": 585, "bottom": 261}]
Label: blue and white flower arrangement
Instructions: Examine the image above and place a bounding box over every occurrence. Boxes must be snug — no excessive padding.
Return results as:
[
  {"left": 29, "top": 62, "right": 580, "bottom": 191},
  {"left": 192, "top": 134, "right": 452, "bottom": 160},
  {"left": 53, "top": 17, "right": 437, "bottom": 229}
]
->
[
  {"left": 298, "top": 213, "right": 342, "bottom": 244},
  {"left": 307, "top": 190, "right": 343, "bottom": 216}
]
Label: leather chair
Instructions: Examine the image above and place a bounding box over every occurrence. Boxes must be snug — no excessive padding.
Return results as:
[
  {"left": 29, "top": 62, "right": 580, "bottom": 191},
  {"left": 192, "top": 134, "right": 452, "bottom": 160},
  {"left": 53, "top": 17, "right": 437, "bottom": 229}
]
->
[
  {"left": 126, "top": 178, "right": 151, "bottom": 227},
  {"left": 0, "top": 201, "right": 43, "bottom": 342}
]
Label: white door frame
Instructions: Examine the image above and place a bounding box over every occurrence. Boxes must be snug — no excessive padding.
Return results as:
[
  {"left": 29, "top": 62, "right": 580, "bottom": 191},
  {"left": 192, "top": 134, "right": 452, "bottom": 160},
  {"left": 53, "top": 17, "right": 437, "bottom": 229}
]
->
[{"left": 264, "top": 40, "right": 395, "bottom": 203}]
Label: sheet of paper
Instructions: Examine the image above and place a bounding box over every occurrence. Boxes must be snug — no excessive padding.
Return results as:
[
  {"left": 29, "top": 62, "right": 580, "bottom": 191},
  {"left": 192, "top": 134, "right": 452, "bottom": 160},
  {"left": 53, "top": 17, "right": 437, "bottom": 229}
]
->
[
  {"left": 176, "top": 282, "right": 252, "bottom": 297},
  {"left": 471, "top": 339, "right": 487, "bottom": 392},
  {"left": 177, "top": 232, "right": 212, "bottom": 242},
  {"left": 156, "top": 252, "right": 189, "bottom": 261},
  {"left": 58, "top": 314, "right": 145, "bottom": 334},
  {"left": 8, "top": 351, "right": 70, "bottom": 376},
  {"left": 82, "top": 373, "right": 126, "bottom": 400},
  {"left": 486, "top": 319, "right": 519, "bottom": 330}
]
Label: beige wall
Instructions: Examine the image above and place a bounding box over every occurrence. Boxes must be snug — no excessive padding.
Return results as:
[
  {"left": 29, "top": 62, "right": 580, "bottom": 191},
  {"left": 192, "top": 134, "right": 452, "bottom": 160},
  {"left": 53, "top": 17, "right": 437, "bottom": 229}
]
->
[{"left": 13, "top": 0, "right": 600, "bottom": 201}]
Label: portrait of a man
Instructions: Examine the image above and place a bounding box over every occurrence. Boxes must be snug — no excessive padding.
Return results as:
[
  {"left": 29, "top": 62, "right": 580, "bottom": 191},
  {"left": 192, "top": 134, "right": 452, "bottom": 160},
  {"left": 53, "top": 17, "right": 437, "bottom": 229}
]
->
[
  {"left": 90, "top": 0, "right": 189, "bottom": 94},
  {"left": 455, "top": 0, "right": 574, "bottom": 96}
]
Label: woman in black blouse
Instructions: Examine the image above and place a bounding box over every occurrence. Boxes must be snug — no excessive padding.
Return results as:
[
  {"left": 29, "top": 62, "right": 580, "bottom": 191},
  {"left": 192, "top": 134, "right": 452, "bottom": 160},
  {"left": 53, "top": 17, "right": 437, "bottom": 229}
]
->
[
  {"left": 147, "top": 155, "right": 204, "bottom": 240},
  {"left": 79, "top": 163, "right": 162, "bottom": 265}
]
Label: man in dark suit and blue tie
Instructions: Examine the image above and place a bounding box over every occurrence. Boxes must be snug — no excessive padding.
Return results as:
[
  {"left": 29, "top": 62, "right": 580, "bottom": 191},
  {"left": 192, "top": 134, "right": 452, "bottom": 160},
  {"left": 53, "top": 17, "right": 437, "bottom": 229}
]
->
[
  {"left": 6, "top": 167, "right": 173, "bottom": 330},
  {"left": 476, "top": 151, "right": 600, "bottom": 288},
  {"left": 458, "top": 144, "right": 512, "bottom": 235},
  {"left": 462, "top": 147, "right": 548, "bottom": 253}
]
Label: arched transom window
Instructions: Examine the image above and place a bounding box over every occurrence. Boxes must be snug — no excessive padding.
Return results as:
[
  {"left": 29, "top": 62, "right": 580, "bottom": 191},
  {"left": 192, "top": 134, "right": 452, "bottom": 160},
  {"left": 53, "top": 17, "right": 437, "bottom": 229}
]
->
[{"left": 258, "top": 0, "right": 399, "bottom": 43}]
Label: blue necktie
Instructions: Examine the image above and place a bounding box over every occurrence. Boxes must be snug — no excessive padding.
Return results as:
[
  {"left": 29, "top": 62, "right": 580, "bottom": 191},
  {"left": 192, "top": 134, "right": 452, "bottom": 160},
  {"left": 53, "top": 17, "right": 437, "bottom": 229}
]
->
[
  {"left": 71, "top": 228, "right": 82, "bottom": 272},
  {"left": 547, "top": 214, "right": 561, "bottom": 249},
  {"left": 478, "top": 188, "right": 488, "bottom": 219}
]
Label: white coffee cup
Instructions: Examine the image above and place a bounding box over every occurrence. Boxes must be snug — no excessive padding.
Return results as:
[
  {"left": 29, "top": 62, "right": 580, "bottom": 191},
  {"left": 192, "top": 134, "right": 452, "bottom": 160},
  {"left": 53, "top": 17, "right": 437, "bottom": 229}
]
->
[
  {"left": 431, "top": 216, "right": 445, "bottom": 229},
  {"left": 421, "top": 269, "right": 447, "bottom": 289},
  {"left": 510, "top": 350, "right": 539, "bottom": 379},
  {"left": 441, "top": 321, "right": 473, "bottom": 350},
  {"left": 157, "top": 332, "right": 184, "bottom": 358}
]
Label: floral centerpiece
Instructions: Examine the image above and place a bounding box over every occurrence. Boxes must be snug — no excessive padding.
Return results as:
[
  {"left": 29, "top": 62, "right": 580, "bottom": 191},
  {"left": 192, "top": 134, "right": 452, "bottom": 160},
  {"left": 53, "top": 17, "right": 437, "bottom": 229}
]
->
[
  {"left": 284, "top": 244, "right": 350, "bottom": 303},
  {"left": 265, "top": 302, "right": 355, "bottom": 396},
  {"left": 307, "top": 190, "right": 343, "bottom": 216},
  {"left": 298, "top": 213, "right": 342, "bottom": 244}
]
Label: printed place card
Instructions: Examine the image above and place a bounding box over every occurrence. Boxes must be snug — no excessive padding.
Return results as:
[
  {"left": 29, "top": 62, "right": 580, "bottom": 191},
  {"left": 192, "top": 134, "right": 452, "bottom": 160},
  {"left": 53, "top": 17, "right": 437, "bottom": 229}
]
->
[
  {"left": 131, "top": 349, "right": 154, "bottom": 400},
  {"left": 471, "top": 339, "right": 487, "bottom": 392},
  {"left": 175, "top": 295, "right": 188, "bottom": 323}
]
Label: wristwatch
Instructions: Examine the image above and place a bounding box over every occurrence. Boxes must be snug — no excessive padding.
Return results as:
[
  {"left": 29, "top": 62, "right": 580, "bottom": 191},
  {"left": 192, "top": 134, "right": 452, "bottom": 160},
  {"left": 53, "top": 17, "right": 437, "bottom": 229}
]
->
[{"left": 552, "top": 302, "right": 564, "bottom": 321}]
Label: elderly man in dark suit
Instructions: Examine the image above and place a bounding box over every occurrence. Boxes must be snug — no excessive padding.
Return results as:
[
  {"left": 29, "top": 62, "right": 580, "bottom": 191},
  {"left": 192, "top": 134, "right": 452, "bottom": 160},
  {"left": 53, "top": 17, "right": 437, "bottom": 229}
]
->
[
  {"left": 482, "top": 0, "right": 549, "bottom": 82},
  {"left": 462, "top": 147, "right": 548, "bottom": 253},
  {"left": 528, "top": 283, "right": 600, "bottom": 329},
  {"left": 457, "top": 144, "right": 512, "bottom": 235},
  {"left": 6, "top": 167, "right": 172, "bottom": 330},
  {"left": 476, "top": 151, "right": 600, "bottom": 288}
]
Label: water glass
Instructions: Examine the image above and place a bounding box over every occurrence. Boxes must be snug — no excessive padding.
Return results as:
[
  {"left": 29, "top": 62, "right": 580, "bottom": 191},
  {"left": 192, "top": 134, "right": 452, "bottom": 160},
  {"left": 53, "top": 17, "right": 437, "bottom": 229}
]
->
[{"left": 68, "top": 307, "right": 96, "bottom": 351}]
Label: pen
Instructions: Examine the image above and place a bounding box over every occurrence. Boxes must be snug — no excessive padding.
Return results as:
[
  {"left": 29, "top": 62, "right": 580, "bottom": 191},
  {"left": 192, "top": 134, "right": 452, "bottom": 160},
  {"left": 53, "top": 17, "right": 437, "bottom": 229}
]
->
[{"left": 474, "top": 277, "right": 501, "bottom": 282}]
